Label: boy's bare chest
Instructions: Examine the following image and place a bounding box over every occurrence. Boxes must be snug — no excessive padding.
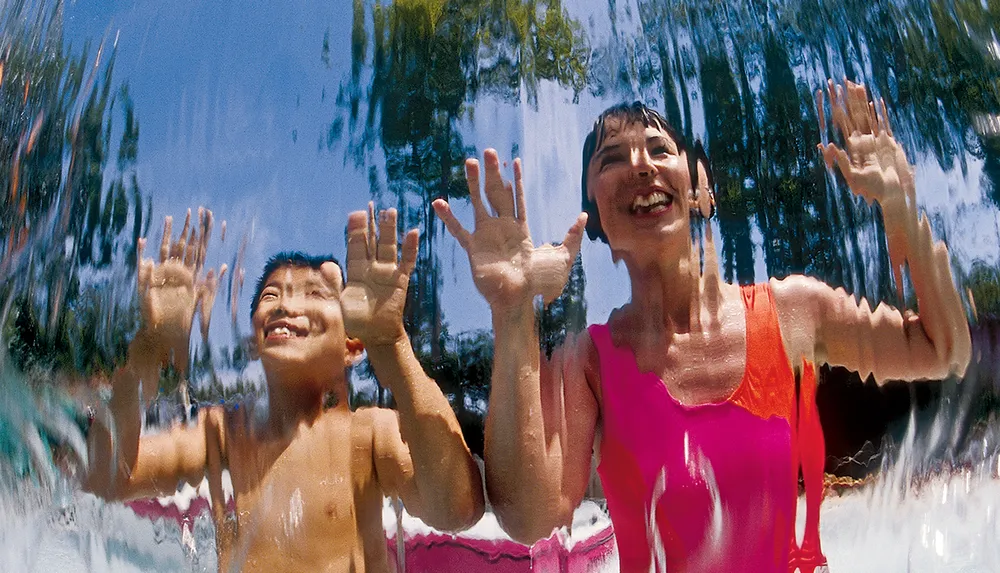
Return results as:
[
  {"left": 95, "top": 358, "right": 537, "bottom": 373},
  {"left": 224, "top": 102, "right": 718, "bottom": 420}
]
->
[{"left": 221, "top": 415, "right": 378, "bottom": 561}]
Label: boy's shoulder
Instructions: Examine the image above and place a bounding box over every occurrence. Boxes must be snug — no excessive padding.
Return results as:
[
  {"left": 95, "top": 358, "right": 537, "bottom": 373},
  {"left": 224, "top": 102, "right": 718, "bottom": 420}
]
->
[{"left": 350, "top": 406, "right": 399, "bottom": 435}]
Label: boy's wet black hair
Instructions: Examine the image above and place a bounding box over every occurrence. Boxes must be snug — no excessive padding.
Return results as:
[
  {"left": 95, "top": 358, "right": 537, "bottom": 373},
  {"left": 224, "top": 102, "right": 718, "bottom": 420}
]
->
[
  {"left": 250, "top": 251, "right": 344, "bottom": 318},
  {"left": 580, "top": 101, "right": 691, "bottom": 243}
]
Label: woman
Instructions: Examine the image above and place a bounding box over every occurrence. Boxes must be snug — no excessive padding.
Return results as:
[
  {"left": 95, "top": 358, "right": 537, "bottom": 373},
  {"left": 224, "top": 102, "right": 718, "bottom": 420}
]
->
[{"left": 432, "top": 80, "right": 971, "bottom": 572}]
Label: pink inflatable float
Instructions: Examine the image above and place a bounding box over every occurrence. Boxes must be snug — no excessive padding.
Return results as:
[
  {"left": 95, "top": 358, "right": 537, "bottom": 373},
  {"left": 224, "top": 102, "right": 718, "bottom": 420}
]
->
[
  {"left": 126, "top": 480, "right": 618, "bottom": 572},
  {"left": 385, "top": 525, "right": 616, "bottom": 573}
]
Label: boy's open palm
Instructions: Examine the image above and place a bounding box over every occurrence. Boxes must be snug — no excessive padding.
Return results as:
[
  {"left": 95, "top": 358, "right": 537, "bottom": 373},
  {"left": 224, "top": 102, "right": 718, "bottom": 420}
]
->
[
  {"left": 137, "top": 208, "right": 227, "bottom": 354},
  {"left": 342, "top": 205, "right": 419, "bottom": 347}
]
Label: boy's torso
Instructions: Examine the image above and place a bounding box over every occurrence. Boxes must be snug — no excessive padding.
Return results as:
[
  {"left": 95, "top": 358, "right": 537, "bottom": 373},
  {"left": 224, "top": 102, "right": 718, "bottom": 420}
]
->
[{"left": 211, "top": 406, "right": 390, "bottom": 573}]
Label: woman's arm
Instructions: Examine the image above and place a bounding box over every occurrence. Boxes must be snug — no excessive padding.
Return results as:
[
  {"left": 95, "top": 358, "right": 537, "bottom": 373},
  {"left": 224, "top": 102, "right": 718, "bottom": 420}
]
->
[
  {"left": 773, "top": 80, "right": 971, "bottom": 382},
  {"left": 433, "top": 150, "right": 598, "bottom": 543}
]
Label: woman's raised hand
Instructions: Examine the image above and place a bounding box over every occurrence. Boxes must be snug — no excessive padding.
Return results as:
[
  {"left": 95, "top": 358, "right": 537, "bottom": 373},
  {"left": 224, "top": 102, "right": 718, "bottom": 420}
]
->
[
  {"left": 432, "top": 149, "right": 587, "bottom": 311},
  {"left": 817, "top": 78, "right": 915, "bottom": 301}
]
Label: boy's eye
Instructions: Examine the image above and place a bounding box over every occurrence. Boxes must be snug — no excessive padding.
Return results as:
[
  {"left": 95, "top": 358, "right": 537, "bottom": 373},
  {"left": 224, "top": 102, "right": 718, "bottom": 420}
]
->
[{"left": 260, "top": 290, "right": 277, "bottom": 301}]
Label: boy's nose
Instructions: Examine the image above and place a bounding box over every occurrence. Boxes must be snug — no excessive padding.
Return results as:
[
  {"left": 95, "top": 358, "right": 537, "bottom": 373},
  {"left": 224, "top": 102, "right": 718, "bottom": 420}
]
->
[{"left": 275, "top": 294, "right": 306, "bottom": 316}]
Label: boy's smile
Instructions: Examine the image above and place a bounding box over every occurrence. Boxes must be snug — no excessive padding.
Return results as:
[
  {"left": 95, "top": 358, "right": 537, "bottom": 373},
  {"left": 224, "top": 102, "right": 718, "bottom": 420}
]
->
[{"left": 252, "top": 265, "right": 350, "bottom": 385}]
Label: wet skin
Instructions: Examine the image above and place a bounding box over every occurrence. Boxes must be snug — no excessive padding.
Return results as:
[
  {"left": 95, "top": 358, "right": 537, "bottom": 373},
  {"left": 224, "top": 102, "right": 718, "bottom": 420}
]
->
[
  {"left": 85, "top": 207, "right": 483, "bottom": 573},
  {"left": 434, "top": 79, "right": 971, "bottom": 554}
]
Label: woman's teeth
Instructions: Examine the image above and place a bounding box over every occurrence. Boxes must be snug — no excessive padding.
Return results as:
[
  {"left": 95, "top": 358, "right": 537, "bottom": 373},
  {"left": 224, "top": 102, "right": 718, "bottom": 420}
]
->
[{"left": 630, "top": 191, "right": 672, "bottom": 214}]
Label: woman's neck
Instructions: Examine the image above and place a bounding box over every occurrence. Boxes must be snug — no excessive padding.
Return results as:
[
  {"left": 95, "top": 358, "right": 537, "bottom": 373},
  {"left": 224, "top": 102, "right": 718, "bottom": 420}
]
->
[{"left": 623, "top": 244, "right": 698, "bottom": 334}]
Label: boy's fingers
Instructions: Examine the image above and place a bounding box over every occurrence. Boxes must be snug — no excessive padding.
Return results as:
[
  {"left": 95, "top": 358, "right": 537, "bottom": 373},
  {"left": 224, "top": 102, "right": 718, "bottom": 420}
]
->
[
  {"left": 400, "top": 228, "right": 419, "bottom": 276},
  {"left": 346, "top": 210, "right": 371, "bottom": 276},
  {"left": 160, "top": 216, "right": 173, "bottom": 262},
  {"left": 432, "top": 199, "right": 471, "bottom": 250},
  {"left": 174, "top": 209, "right": 191, "bottom": 260},
  {"left": 198, "top": 207, "right": 213, "bottom": 271},
  {"left": 185, "top": 216, "right": 199, "bottom": 267},
  {"left": 465, "top": 157, "right": 488, "bottom": 222},
  {"left": 320, "top": 261, "right": 343, "bottom": 291},
  {"left": 367, "top": 202, "right": 377, "bottom": 257},
  {"left": 377, "top": 209, "right": 398, "bottom": 263}
]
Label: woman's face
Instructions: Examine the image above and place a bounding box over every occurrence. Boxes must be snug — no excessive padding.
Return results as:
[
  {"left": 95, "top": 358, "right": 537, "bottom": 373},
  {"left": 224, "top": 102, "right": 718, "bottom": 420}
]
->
[{"left": 585, "top": 118, "right": 692, "bottom": 264}]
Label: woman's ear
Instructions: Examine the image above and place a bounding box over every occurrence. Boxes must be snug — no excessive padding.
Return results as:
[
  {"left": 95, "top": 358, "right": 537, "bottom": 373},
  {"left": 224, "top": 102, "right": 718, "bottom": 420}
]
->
[
  {"left": 344, "top": 337, "right": 365, "bottom": 367},
  {"left": 695, "top": 159, "right": 715, "bottom": 219}
]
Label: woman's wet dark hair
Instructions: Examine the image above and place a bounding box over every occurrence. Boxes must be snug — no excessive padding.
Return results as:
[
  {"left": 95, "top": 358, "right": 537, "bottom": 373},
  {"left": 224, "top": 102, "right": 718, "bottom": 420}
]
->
[
  {"left": 580, "top": 102, "right": 690, "bottom": 243},
  {"left": 250, "top": 251, "right": 343, "bottom": 318}
]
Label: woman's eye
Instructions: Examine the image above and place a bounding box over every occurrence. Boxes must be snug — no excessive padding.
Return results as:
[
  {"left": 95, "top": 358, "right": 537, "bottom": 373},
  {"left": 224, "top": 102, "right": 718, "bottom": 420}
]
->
[{"left": 600, "top": 153, "right": 623, "bottom": 168}]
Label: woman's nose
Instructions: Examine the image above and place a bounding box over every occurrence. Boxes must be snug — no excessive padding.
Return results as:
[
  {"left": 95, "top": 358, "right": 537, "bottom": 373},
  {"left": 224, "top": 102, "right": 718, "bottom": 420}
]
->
[{"left": 631, "top": 147, "right": 655, "bottom": 177}]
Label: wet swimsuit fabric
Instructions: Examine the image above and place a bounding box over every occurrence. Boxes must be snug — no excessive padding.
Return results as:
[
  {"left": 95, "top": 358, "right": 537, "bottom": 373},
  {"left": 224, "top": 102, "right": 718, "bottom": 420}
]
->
[{"left": 589, "top": 283, "right": 798, "bottom": 572}]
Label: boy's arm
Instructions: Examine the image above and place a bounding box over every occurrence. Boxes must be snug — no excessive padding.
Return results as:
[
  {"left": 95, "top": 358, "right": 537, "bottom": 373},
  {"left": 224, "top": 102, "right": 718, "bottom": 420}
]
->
[
  {"left": 342, "top": 205, "right": 484, "bottom": 532},
  {"left": 433, "top": 151, "right": 597, "bottom": 543},
  {"left": 85, "top": 209, "right": 227, "bottom": 500}
]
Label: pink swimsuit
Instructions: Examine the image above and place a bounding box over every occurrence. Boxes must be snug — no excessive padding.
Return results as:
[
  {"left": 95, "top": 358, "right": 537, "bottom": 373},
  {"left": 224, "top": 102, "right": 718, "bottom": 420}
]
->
[{"left": 591, "top": 283, "right": 824, "bottom": 572}]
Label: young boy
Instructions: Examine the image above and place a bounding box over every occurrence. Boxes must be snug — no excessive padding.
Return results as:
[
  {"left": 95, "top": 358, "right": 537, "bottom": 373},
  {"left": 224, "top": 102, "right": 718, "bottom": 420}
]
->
[{"left": 84, "top": 206, "right": 484, "bottom": 572}]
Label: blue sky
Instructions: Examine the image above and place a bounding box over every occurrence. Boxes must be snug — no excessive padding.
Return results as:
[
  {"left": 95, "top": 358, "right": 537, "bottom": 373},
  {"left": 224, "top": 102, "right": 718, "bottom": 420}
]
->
[{"left": 57, "top": 0, "right": 1000, "bottom": 367}]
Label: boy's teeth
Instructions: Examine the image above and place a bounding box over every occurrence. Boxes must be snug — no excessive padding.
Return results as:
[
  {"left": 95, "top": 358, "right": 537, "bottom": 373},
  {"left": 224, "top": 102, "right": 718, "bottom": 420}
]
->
[{"left": 273, "top": 326, "right": 291, "bottom": 336}]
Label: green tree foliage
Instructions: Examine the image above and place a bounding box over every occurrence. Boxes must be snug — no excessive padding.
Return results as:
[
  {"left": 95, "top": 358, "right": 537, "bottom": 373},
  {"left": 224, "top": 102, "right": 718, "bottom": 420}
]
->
[
  {"left": 1, "top": 1, "right": 147, "bottom": 378},
  {"left": 968, "top": 262, "right": 1000, "bottom": 319},
  {"left": 329, "top": 0, "right": 591, "bottom": 418},
  {"left": 538, "top": 253, "right": 586, "bottom": 357}
]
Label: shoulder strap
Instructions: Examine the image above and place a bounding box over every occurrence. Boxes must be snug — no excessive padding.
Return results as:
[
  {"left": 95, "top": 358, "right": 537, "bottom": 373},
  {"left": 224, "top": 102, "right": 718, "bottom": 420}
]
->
[{"left": 729, "top": 283, "right": 796, "bottom": 422}]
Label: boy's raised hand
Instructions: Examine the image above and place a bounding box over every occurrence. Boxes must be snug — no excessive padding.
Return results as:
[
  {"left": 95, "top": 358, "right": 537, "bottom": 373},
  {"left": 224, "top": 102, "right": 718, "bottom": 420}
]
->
[
  {"left": 342, "top": 204, "right": 420, "bottom": 347},
  {"left": 136, "top": 207, "right": 227, "bottom": 363},
  {"left": 432, "top": 149, "right": 587, "bottom": 310}
]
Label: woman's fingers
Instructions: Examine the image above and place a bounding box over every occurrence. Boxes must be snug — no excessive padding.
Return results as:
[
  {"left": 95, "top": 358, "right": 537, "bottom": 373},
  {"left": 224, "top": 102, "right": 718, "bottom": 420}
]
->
[
  {"left": 377, "top": 208, "right": 398, "bottom": 264},
  {"left": 482, "top": 149, "right": 515, "bottom": 218},
  {"left": 432, "top": 199, "right": 472, "bottom": 251},
  {"left": 465, "top": 158, "right": 488, "bottom": 223},
  {"left": 514, "top": 158, "right": 528, "bottom": 222},
  {"left": 400, "top": 228, "right": 420, "bottom": 276},
  {"left": 815, "top": 89, "right": 827, "bottom": 139}
]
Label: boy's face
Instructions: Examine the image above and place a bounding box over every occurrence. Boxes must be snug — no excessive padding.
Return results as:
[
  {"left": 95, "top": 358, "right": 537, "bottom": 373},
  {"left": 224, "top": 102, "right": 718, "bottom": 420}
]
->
[{"left": 251, "top": 263, "right": 352, "bottom": 385}]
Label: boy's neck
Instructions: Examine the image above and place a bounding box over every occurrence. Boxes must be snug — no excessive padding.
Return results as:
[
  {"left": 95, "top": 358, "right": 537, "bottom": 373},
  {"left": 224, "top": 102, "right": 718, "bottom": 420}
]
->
[{"left": 265, "top": 378, "right": 349, "bottom": 432}]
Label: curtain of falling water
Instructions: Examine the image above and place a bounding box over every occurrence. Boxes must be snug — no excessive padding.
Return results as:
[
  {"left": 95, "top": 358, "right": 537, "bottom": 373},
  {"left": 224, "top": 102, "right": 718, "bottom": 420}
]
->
[{"left": 1, "top": 0, "right": 1000, "bottom": 571}]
